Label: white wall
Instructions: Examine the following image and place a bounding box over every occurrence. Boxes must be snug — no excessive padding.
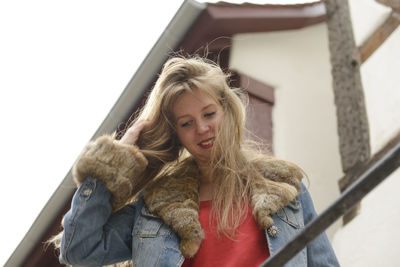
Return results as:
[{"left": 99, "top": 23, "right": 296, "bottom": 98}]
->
[
  {"left": 230, "top": 23, "right": 343, "bottom": 239},
  {"left": 332, "top": 168, "right": 400, "bottom": 267},
  {"left": 347, "top": 0, "right": 400, "bottom": 154},
  {"left": 331, "top": 1, "right": 400, "bottom": 266}
]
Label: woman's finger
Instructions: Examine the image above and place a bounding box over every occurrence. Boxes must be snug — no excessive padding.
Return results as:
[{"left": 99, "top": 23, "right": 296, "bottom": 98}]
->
[{"left": 119, "top": 120, "right": 150, "bottom": 146}]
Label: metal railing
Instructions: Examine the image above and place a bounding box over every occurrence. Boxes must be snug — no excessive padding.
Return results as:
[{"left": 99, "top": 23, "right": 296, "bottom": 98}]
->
[{"left": 260, "top": 141, "right": 400, "bottom": 266}]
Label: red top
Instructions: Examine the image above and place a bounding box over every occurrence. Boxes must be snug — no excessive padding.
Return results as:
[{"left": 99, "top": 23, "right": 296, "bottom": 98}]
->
[{"left": 182, "top": 200, "right": 269, "bottom": 267}]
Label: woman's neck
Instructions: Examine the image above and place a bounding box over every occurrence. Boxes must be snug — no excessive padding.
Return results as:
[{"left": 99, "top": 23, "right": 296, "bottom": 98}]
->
[
  {"left": 197, "top": 161, "right": 213, "bottom": 183},
  {"left": 199, "top": 182, "right": 213, "bottom": 201},
  {"left": 197, "top": 161, "right": 215, "bottom": 201}
]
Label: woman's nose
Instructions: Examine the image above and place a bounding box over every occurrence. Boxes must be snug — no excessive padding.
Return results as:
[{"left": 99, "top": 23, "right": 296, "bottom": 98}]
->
[{"left": 196, "top": 121, "right": 210, "bottom": 134}]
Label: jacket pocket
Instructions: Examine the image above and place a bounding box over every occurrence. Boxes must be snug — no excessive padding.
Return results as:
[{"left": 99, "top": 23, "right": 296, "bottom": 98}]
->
[
  {"left": 276, "top": 199, "right": 304, "bottom": 229},
  {"left": 131, "top": 206, "right": 178, "bottom": 266},
  {"left": 132, "top": 206, "right": 171, "bottom": 237}
]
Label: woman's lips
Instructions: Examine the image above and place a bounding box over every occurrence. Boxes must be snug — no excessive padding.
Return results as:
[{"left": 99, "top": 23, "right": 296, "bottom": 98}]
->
[{"left": 198, "top": 137, "right": 214, "bottom": 149}]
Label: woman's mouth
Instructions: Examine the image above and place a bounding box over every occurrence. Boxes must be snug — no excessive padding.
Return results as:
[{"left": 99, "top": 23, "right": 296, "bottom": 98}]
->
[{"left": 198, "top": 137, "right": 214, "bottom": 149}]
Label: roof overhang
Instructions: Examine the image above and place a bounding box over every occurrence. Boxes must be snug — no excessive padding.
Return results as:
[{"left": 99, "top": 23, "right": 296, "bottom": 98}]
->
[{"left": 181, "top": 1, "right": 326, "bottom": 52}]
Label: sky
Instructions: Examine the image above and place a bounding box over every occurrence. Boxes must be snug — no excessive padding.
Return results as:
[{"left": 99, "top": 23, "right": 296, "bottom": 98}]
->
[
  {"left": 0, "top": 0, "right": 319, "bottom": 265},
  {"left": 0, "top": 0, "right": 184, "bottom": 264}
]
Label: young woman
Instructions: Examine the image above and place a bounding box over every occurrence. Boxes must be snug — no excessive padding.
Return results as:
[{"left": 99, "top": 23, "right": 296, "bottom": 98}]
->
[{"left": 53, "top": 56, "right": 339, "bottom": 266}]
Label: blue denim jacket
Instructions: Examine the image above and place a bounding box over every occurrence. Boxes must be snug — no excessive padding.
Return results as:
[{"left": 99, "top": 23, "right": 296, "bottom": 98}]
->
[{"left": 60, "top": 178, "right": 339, "bottom": 266}]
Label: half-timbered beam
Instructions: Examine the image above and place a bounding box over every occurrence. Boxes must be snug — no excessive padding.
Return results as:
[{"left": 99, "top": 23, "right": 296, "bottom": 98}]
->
[{"left": 359, "top": 11, "right": 400, "bottom": 64}]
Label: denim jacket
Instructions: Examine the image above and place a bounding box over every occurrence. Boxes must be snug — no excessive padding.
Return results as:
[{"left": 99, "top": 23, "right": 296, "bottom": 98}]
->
[{"left": 59, "top": 177, "right": 339, "bottom": 266}]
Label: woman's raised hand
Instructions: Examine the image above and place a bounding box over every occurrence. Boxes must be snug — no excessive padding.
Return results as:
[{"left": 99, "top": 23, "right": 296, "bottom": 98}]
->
[{"left": 118, "top": 120, "right": 150, "bottom": 146}]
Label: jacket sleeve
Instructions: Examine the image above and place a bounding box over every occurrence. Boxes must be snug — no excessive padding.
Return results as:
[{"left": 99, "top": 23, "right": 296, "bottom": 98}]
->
[
  {"left": 72, "top": 135, "right": 148, "bottom": 211},
  {"left": 60, "top": 177, "right": 139, "bottom": 266},
  {"left": 299, "top": 183, "right": 340, "bottom": 267}
]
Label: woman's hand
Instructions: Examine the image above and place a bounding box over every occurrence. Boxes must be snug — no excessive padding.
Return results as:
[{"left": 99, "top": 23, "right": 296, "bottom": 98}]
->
[{"left": 118, "top": 120, "right": 150, "bottom": 146}]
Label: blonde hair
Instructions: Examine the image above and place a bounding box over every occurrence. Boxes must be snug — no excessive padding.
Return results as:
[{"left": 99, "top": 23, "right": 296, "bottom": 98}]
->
[
  {"left": 48, "top": 56, "right": 302, "bottom": 255},
  {"left": 131, "top": 55, "right": 292, "bottom": 237}
]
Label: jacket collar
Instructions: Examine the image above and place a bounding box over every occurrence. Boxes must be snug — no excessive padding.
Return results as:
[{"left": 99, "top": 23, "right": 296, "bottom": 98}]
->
[{"left": 143, "top": 157, "right": 302, "bottom": 258}]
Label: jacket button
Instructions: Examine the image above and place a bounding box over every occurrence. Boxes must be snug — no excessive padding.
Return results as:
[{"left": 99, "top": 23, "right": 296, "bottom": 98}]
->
[
  {"left": 267, "top": 225, "right": 279, "bottom": 238},
  {"left": 82, "top": 188, "right": 93, "bottom": 196}
]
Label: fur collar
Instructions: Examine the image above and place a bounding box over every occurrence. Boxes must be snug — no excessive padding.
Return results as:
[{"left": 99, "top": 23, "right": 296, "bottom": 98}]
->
[{"left": 143, "top": 157, "right": 303, "bottom": 258}]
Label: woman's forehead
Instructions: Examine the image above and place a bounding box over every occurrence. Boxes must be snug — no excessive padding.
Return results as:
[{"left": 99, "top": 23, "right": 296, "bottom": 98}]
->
[{"left": 173, "top": 89, "right": 219, "bottom": 118}]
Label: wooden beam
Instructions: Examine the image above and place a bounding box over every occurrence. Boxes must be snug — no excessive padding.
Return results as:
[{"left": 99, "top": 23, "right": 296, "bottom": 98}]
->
[
  {"left": 325, "top": 0, "right": 371, "bottom": 226},
  {"left": 339, "top": 130, "right": 400, "bottom": 192},
  {"left": 376, "top": 0, "right": 400, "bottom": 11},
  {"left": 359, "top": 11, "right": 400, "bottom": 64},
  {"left": 339, "top": 130, "right": 400, "bottom": 224},
  {"left": 325, "top": 0, "right": 371, "bottom": 173}
]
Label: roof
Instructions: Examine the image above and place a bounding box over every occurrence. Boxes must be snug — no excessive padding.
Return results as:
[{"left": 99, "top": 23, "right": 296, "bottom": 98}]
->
[{"left": 182, "top": 1, "right": 325, "bottom": 52}]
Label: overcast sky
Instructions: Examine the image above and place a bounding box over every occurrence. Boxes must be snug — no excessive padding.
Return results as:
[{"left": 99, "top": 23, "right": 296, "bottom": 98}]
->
[
  {"left": 0, "top": 0, "right": 185, "bottom": 264},
  {"left": 0, "top": 0, "right": 318, "bottom": 264}
]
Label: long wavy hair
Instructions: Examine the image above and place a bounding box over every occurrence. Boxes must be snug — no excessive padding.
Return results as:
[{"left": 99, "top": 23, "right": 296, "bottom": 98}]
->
[
  {"left": 49, "top": 56, "right": 302, "bottom": 254},
  {"left": 130, "top": 55, "right": 296, "bottom": 237}
]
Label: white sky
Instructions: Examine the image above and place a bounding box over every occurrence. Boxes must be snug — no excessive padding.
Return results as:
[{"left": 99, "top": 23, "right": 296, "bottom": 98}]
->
[
  {"left": 0, "top": 0, "right": 184, "bottom": 264},
  {"left": 0, "top": 0, "right": 319, "bottom": 265}
]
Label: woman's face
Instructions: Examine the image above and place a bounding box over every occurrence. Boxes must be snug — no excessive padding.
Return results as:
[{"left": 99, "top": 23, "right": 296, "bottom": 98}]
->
[{"left": 173, "top": 88, "right": 224, "bottom": 164}]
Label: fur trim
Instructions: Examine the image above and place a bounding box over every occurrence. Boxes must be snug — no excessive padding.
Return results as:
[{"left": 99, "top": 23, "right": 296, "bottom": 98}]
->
[
  {"left": 251, "top": 158, "right": 303, "bottom": 228},
  {"left": 143, "top": 158, "right": 204, "bottom": 258},
  {"left": 143, "top": 157, "right": 303, "bottom": 258},
  {"left": 256, "top": 158, "right": 303, "bottom": 192},
  {"left": 73, "top": 135, "right": 148, "bottom": 211},
  {"left": 251, "top": 180, "right": 298, "bottom": 229}
]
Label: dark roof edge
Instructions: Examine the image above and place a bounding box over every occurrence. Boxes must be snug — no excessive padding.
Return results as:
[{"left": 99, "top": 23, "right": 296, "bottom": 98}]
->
[
  {"left": 4, "top": 1, "right": 205, "bottom": 266},
  {"left": 211, "top": 0, "right": 324, "bottom": 8}
]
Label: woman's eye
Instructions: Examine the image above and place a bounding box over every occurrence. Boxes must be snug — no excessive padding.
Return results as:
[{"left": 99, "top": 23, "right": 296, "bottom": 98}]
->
[
  {"left": 181, "top": 121, "right": 192, "bottom": 128},
  {"left": 205, "top": 112, "right": 216, "bottom": 118}
]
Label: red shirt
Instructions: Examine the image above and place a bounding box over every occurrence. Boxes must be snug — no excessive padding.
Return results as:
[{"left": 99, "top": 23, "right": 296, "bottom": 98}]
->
[{"left": 182, "top": 200, "right": 269, "bottom": 267}]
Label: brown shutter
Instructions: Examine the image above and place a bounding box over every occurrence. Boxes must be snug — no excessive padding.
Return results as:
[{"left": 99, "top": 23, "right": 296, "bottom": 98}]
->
[{"left": 231, "top": 72, "right": 275, "bottom": 152}]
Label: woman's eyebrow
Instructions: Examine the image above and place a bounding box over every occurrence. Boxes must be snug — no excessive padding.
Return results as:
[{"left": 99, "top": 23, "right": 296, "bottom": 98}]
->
[
  {"left": 175, "top": 104, "right": 216, "bottom": 121},
  {"left": 201, "top": 103, "right": 216, "bottom": 111}
]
